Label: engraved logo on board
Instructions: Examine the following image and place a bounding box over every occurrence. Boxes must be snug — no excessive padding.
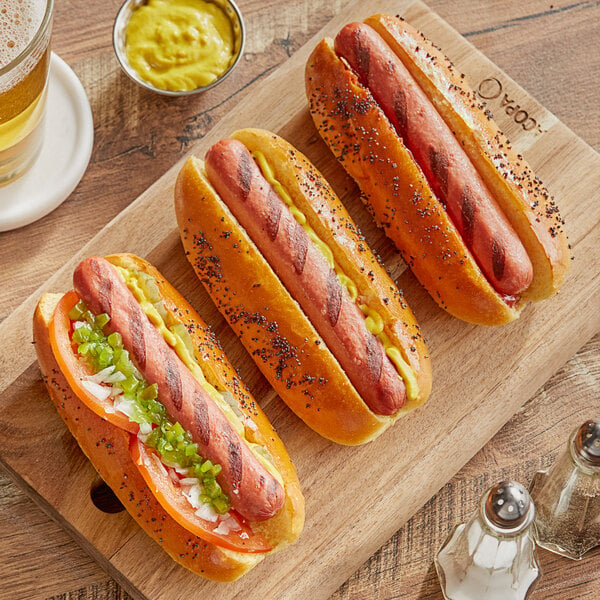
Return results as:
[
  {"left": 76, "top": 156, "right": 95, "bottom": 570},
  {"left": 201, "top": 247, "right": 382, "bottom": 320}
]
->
[{"left": 477, "top": 77, "right": 546, "bottom": 136}]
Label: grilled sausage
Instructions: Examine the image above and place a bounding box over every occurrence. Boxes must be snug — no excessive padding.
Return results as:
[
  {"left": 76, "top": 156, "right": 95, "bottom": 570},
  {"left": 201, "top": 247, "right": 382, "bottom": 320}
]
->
[
  {"left": 73, "top": 256, "right": 285, "bottom": 522},
  {"left": 205, "top": 139, "right": 407, "bottom": 416},
  {"left": 334, "top": 22, "right": 533, "bottom": 297},
  {"left": 305, "top": 15, "right": 570, "bottom": 325}
]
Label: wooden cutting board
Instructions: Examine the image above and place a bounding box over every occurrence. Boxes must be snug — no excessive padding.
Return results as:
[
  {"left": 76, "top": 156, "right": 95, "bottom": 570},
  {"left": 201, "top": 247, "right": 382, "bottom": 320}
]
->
[{"left": 0, "top": 1, "right": 599, "bottom": 598}]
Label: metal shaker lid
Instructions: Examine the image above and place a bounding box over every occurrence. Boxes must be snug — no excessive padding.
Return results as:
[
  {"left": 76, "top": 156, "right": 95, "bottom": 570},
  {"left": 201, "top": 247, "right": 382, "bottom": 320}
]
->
[
  {"left": 483, "top": 481, "right": 534, "bottom": 532},
  {"left": 574, "top": 419, "right": 600, "bottom": 466}
]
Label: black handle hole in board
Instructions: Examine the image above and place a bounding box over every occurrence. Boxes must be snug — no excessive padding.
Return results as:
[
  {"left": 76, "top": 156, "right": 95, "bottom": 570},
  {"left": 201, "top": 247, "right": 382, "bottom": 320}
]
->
[{"left": 90, "top": 480, "right": 125, "bottom": 514}]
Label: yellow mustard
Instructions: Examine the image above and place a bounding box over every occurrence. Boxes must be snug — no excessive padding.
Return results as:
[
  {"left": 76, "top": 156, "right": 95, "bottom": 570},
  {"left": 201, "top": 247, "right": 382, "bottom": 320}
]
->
[
  {"left": 125, "top": 0, "right": 235, "bottom": 92},
  {"left": 252, "top": 151, "right": 419, "bottom": 401},
  {"left": 114, "top": 264, "right": 283, "bottom": 485}
]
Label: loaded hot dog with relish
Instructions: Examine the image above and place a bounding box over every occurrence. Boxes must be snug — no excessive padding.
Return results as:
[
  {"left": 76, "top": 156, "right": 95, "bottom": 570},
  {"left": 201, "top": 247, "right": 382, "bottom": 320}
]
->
[{"left": 33, "top": 253, "right": 304, "bottom": 581}]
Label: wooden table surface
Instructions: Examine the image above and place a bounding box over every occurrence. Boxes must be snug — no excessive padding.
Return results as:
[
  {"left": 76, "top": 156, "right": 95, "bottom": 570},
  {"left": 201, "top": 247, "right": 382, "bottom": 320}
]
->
[{"left": 0, "top": 0, "right": 598, "bottom": 598}]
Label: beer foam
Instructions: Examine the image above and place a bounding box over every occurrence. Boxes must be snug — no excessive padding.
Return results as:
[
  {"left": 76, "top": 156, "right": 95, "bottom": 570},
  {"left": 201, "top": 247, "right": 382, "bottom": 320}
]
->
[{"left": 0, "top": 0, "right": 46, "bottom": 69}]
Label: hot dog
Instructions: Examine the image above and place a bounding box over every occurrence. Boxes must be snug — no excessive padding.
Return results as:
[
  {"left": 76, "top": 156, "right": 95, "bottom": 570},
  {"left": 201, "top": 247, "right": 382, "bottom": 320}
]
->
[
  {"left": 175, "top": 128, "right": 431, "bottom": 445},
  {"left": 33, "top": 254, "right": 304, "bottom": 581},
  {"left": 305, "top": 15, "right": 571, "bottom": 326}
]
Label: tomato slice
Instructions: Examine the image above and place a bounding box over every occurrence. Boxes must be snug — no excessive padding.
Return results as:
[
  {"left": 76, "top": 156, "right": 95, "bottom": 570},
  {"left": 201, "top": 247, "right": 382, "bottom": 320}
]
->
[
  {"left": 49, "top": 291, "right": 138, "bottom": 434},
  {"left": 129, "top": 436, "right": 272, "bottom": 553}
]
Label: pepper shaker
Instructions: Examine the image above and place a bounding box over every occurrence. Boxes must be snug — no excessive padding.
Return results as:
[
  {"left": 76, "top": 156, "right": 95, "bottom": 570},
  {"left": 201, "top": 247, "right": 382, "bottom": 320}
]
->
[
  {"left": 435, "top": 481, "right": 540, "bottom": 600},
  {"left": 529, "top": 418, "right": 600, "bottom": 559}
]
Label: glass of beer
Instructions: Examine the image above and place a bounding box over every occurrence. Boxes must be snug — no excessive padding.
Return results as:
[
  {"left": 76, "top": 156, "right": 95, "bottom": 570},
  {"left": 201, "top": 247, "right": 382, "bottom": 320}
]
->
[{"left": 0, "top": 0, "right": 53, "bottom": 185}]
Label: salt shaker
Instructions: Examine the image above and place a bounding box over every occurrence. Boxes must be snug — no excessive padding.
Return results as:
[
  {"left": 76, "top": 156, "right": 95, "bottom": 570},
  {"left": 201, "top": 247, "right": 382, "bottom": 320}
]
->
[
  {"left": 529, "top": 419, "right": 600, "bottom": 559},
  {"left": 435, "top": 481, "right": 540, "bottom": 600}
]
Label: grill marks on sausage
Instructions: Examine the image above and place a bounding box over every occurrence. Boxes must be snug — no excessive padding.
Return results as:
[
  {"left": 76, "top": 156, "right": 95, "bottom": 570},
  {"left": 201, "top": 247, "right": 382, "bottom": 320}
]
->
[
  {"left": 128, "top": 295, "right": 146, "bottom": 371},
  {"left": 265, "top": 189, "right": 283, "bottom": 241},
  {"left": 90, "top": 256, "right": 113, "bottom": 316},
  {"left": 430, "top": 148, "right": 449, "bottom": 196},
  {"left": 98, "top": 279, "right": 113, "bottom": 316},
  {"left": 326, "top": 269, "right": 343, "bottom": 327},
  {"left": 354, "top": 29, "right": 370, "bottom": 78},
  {"left": 162, "top": 346, "right": 183, "bottom": 412},
  {"left": 290, "top": 219, "right": 308, "bottom": 274},
  {"left": 193, "top": 392, "right": 211, "bottom": 446},
  {"left": 492, "top": 238, "right": 506, "bottom": 281},
  {"left": 392, "top": 88, "right": 408, "bottom": 141},
  {"left": 237, "top": 150, "right": 254, "bottom": 200},
  {"left": 460, "top": 186, "right": 476, "bottom": 247},
  {"left": 365, "top": 334, "right": 383, "bottom": 384},
  {"left": 228, "top": 437, "right": 243, "bottom": 490},
  {"left": 265, "top": 477, "right": 281, "bottom": 516}
]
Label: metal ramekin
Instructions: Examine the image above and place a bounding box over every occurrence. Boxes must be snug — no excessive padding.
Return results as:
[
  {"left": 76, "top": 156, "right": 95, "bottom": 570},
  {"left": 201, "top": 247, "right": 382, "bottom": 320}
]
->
[{"left": 112, "top": 0, "right": 245, "bottom": 96}]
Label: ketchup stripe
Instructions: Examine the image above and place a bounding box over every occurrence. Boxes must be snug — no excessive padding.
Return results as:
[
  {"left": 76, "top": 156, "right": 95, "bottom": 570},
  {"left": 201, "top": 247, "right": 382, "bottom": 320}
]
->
[
  {"left": 237, "top": 149, "right": 253, "bottom": 200},
  {"left": 365, "top": 334, "right": 383, "bottom": 384},
  {"left": 265, "top": 188, "right": 283, "bottom": 241},
  {"left": 128, "top": 294, "right": 146, "bottom": 371},
  {"left": 193, "top": 391, "right": 211, "bottom": 446},
  {"left": 460, "top": 186, "right": 476, "bottom": 247},
  {"left": 162, "top": 346, "right": 183, "bottom": 412},
  {"left": 326, "top": 269, "right": 343, "bottom": 327}
]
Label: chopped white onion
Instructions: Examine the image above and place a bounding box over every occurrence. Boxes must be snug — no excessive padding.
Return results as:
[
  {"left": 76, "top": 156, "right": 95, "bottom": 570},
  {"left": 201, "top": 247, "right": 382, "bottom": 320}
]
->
[
  {"left": 138, "top": 422, "right": 153, "bottom": 436},
  {"left": 104, "top": 370, "right": 127, "bottom": 384},
  {"left": 160, "top": 457, "right": 184, "bottom": 470},
  {"left": 144, "top": 451, "right": 227, "bottom": 522},
  {"left": 86, "top": 365, "right": 128, "bottom": 385},
  {"left": 213, "top": 522, "right": 230, "bottom": 535},
  {"left": 174, "top": 465, "right": 192, "bottom": 476},
  {"left": 214, "top": 515, "right": 241, "bottom": 535},
  {"left": 151, "top": 452, "right": 169, "bottom": 478},
  {"left": 179, "top": 477, "right": 199, "bottom": 486},
  {"left": 109, "top": 386, "right": 123, "bottom": 399},
  {"left": 182, "top": 482, "right": 202, "bottom": 509},
  {"left": 195, "top": 502, "right": 219, "bottom": 523},
  {"left": 113, "top": 397, "right": 137, "bottom": 419},
  {"left": 168, "top": 467, "right": 180, "bottom": 487},
  {"left": 80, "top": 379, "right": 111, "bottom": 401},
  {"left": 229, "top": 517, "right": 242, "bottom": 532},
  {"left": 86, "top": 365, "right": 115, "bottom": 383}
]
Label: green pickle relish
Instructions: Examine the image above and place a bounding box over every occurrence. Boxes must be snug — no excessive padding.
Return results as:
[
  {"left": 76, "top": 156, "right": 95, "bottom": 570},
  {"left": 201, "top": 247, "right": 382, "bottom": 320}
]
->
[{"left": 68, "top": 299, "right": 230, "bottom": 514}]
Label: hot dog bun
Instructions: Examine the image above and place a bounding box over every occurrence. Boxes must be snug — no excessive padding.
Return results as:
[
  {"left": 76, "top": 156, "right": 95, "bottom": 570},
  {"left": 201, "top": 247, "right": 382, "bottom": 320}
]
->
[
  {"left": 305, "top": 15, "right": 570, "bottom": 326},
  {"left": 175, "top": 129, "right": 431, "bottom": 445},
  {"left": 33, "top": 254, "right": 304, "bottom": 581}
]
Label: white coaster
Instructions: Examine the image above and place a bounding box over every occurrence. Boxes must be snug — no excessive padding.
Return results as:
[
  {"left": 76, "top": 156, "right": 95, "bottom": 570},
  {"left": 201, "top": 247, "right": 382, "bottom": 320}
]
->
[{"left": 0, "top": 53, "right": 94, "bottom": 232}]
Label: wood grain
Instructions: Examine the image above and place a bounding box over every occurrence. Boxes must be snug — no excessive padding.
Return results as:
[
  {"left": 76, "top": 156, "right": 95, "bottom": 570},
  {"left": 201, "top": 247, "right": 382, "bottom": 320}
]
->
[
  {"left": 332, "top": 333, "right": 600, "bottom": 600},
  {"left": 0, "top": 1, "right": 598, "bottom": 599}
]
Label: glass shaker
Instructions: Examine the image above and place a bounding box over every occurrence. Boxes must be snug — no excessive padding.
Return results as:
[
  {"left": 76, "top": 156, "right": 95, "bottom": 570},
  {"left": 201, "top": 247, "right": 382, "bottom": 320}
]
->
[
  {"left": 435, "top": 481, "right": 540, "bottom": 600},
  {"left": 529, "top": 418, "right": 600, "bottom": 559}
]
